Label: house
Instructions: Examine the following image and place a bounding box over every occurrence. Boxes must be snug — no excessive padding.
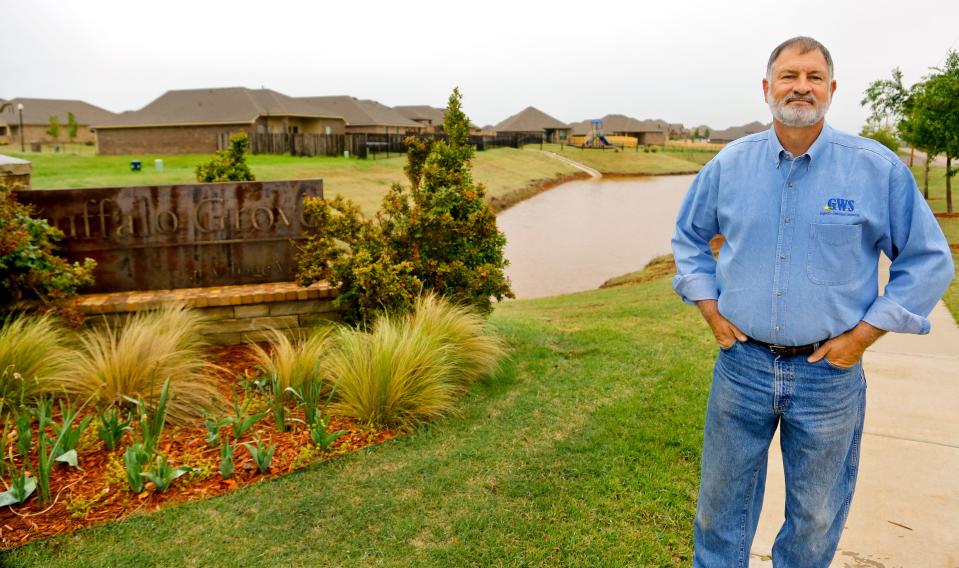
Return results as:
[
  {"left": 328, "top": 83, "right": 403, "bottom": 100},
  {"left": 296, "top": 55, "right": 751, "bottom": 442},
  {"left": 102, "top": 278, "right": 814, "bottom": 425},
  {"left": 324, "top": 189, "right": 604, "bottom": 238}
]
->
[
  {"left": 568, "top": 114, "right": 669, "bottom": 145},
  {"left": 92, "top": 87, "right": 347, "bottom": 155},
  {"left": 393, "top": 105, "right": 447, "bottom": 133},
  {"left": 296, "top": 96, "right": 422, "bottom": 134},
  {"left": 393, "top": 105, "right": 481, "bottom": 134},
  {"left": 708, "top": 121, "right": 770, "bottom": 144},
  {"left": 493, "top": 106, "right": 570, "bottom": 143},
  {"left": 0, "top": 98, "right": 117, "bottom": 147}
]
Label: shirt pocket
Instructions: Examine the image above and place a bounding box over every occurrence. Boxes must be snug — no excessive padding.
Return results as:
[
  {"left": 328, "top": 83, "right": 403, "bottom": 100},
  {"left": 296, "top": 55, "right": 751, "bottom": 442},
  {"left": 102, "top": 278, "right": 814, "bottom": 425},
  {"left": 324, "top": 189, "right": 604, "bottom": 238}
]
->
[{"left": 806, "top": 223, "right": 862, "bottom": 285}]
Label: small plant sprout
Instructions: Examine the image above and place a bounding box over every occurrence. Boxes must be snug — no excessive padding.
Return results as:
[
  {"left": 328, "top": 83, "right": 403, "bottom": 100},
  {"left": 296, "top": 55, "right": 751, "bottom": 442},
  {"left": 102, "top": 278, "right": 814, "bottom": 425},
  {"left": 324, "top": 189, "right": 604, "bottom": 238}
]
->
[
  {"left": 309, "top": 416, "right": 347, "bottom": 451},
  {"left": 14, "top": 407, "right": 31, "bottom": 459},
  {"left": 242, "top": 435, "right": 276, "bottom": 474},
  {"left": 267, "top": 372, "right": 295, "bottom": 433},
  {"left": 202, "top": 413, "right": 229, "bottom": 447},
  {"left": 132, "top": 377, "right": 172, "bottom": 454},
  {"left": 124, "top": 442, "right": 150, "bottom": 493},
  {"left": 53, "top": 398, "right": 94, "bottom": 454},
  {"left": 225, "top": 396, "right": 268, "bottom": 440},
  {"left": 36, "top": 396, "right": 92, "bottom": 505},
  {"left": 219, "top": 435, "right": 235, "bottom": 480},
  {"left": 0, "top": 466, "right": 36, "bottom": 506},
  {"left": 97, "top": 407, "right": 131, "bottom": 451},
  {"left": 139, "top": 453, "right": 191, "bottom": 493}
]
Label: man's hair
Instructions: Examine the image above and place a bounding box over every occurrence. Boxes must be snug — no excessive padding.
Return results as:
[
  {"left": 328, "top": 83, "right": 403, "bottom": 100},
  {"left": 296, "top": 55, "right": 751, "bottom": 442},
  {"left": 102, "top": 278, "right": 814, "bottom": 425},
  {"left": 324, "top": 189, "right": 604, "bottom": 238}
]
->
[{"left": 766, "top": 36, "right": 834, "bottom": 80}]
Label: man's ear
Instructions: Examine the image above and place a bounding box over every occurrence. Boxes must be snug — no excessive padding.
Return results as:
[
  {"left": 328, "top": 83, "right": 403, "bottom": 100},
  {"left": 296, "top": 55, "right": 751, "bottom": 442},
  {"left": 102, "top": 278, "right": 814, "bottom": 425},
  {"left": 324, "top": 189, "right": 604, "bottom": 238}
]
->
[
  {"left": 830, "top": 79, "right": 837, "bottom": 98},
  {"left": 762, "top": 78, "right": 770, "bottom": 103}
]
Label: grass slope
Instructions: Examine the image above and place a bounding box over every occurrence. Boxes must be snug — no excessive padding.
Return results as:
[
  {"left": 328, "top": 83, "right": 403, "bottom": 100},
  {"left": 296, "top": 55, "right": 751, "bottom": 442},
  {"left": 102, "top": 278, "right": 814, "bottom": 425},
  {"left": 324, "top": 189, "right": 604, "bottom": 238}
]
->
[
  {"left": 8, "top": 148, "right": 577, "bottom": 216},
  {"left": 539, "top": 144, "right": 713, "bottom": 174},
  {"left": 1, "top": 278, "right": 716, "bottom": 566}
]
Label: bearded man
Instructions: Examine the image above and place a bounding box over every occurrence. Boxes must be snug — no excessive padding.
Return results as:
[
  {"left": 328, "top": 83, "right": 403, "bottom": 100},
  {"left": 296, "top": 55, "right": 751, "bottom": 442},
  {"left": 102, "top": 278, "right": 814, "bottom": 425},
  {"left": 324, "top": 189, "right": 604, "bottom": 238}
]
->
[{"left": 671, "top": 36, "right": 954, "bottom": 567}]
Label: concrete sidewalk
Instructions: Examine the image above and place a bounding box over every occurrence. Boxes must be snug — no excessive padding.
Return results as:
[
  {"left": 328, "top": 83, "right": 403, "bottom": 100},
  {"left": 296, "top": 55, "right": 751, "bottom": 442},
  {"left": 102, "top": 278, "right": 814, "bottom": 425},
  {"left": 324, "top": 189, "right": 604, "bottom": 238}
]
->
[{"left": 750, "top": 262, "right": 959, "bottom": 567}]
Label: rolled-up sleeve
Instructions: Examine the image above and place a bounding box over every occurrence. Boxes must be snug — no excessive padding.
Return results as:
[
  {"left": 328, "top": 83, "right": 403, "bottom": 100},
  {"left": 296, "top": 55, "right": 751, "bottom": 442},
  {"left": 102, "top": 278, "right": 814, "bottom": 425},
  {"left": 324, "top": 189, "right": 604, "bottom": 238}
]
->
[
  {"left": 862, "top": 164, "right": 955, "bottom": 334},
  {"left": 671, "top": 159, "right": 721, "bottom": 305}
]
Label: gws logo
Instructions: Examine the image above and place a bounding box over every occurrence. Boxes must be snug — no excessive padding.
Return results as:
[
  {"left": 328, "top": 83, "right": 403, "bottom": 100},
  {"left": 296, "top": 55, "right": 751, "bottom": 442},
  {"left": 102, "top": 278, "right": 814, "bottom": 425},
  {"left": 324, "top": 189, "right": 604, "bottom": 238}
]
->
[{"left": 821, "top": 197, "right": 857, "bottom": 216}]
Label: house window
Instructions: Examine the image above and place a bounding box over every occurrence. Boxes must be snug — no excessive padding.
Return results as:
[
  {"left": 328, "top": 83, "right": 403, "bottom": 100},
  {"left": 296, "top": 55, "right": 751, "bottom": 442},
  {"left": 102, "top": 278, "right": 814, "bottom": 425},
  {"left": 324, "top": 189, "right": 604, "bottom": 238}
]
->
[
  {"left": 287, "top": 126, "right": 299, "bottom": 134},
  {"left": 0, "top": 126, "right": 6, "bottom": 136}
]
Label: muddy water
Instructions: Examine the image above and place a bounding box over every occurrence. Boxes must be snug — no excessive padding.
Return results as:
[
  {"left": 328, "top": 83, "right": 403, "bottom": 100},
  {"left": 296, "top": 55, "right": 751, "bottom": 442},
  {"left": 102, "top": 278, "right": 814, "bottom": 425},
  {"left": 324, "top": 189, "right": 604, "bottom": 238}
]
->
[{"left": 497, "top": 175, "right": 695, "bottom": 299}]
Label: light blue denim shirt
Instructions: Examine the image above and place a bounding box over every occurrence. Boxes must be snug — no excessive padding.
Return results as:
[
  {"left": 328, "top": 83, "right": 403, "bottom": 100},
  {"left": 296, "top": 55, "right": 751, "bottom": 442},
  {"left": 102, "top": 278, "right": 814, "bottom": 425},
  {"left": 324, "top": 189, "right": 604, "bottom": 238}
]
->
[{"left": 671, "top": 123, "right": 955, "bottom": 346}]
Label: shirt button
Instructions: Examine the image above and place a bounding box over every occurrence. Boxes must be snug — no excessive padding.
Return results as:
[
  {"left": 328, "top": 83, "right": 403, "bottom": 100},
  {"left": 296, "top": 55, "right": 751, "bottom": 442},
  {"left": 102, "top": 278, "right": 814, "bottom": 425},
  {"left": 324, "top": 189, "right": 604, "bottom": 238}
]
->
[
  {"left": 779, "top": 255, "right": 786, "bottom": 260},
  {"left": 788, "top": 182, "right": 794, "bottom": 188},
  {"left": 776, "top": 291, "right": 784, "bottom": 296},
  {"left": 784, "top": 217, "right": 792, "bottom": 223},
  {"left": 774, "top": 325, "right": 781, "bottom": 331}
]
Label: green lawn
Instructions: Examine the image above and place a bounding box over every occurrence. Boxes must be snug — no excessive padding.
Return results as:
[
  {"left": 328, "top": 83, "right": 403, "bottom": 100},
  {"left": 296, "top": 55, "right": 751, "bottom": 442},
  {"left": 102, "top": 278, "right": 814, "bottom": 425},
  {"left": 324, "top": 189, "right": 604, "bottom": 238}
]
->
[
  {"left": 536, "top": 143, "right": 711, "bottom": 175},
  {"left": 0, "top": 277, "right": 713, "bottom": 566},
  {"left": 6, "top": 148, "right": 578, "bottom": 216},
  {"left": 910, "top": 164, "right": 956, "bottom": 214}
]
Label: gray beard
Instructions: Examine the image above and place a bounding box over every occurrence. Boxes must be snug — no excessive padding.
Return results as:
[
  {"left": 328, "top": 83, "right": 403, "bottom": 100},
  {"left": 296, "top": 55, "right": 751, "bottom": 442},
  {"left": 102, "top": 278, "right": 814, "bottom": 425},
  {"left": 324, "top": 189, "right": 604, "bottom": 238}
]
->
[{"left": 767, "top": 96, "right": 830, "bottom": 127}]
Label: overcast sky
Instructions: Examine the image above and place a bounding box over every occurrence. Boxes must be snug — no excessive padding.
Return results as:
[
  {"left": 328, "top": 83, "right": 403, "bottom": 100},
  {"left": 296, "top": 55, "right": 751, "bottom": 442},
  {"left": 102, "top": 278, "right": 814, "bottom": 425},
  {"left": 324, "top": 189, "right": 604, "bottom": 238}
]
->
[{"left": 3, "top": 0, "right": 957, "bottom": 133}]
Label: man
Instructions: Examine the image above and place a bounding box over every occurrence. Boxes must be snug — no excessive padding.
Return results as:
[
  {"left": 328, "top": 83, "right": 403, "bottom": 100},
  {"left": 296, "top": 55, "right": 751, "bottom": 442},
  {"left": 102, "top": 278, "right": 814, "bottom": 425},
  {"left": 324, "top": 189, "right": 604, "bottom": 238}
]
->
[{"left": 671, "top": 36, "right": 954, "bottom": 567}]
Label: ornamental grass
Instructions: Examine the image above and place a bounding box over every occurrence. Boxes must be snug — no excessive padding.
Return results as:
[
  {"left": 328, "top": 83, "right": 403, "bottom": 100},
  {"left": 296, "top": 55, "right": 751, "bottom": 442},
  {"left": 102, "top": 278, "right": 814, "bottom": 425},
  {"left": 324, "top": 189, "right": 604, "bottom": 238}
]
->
[
  {"left": 248, "top": 327, "right": 333, "bottom": 392},
  {"left": 58, "top": 304, "right": 223, "bottom": 425},
  {"left": 0, "top": 314, "right": 77, "bottom": 408},
  {"left": 326, "top": 294, "right": 506, "bottom": 431}
]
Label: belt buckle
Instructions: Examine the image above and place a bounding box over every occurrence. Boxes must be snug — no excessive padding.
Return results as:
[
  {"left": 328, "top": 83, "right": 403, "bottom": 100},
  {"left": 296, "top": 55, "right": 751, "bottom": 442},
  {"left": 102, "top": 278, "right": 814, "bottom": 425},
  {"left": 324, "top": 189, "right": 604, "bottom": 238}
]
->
[{"left": 768, "top": 344, "right": 789, "bottom": 355}]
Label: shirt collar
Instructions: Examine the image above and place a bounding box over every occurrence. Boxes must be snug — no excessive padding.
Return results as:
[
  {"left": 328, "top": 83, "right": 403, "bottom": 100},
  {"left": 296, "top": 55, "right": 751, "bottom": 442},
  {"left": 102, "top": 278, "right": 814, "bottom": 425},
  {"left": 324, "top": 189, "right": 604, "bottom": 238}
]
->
[{"left": 767, "top": 122, "right": 832, "bottom": 168}]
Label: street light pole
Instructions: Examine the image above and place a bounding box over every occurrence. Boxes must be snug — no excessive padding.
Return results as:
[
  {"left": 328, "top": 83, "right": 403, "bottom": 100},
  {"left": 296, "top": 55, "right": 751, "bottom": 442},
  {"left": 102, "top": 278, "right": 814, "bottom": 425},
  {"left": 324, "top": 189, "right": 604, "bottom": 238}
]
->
[{"left": 17, "top": 103, "right": 24, "bottom": 152}]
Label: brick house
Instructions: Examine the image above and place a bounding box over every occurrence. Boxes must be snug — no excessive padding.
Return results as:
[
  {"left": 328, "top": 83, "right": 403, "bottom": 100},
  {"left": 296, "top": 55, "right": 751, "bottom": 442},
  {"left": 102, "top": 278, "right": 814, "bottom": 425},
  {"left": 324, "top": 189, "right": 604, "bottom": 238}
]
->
[
  {"left": 93, "top": 87, "right": 347, "bottom": 155},
  {"left": 296, "top": 96, "right": 422, "bottom": 134},
  {"left": 0, "top": 98, "right": 117, "bottom": 147},
  {"left": 493, "top": 106, "right": 570, "bottom": 143},
  {"left": 708, "top": 121, "right": 770, "bottom": 144},
  {"left": 568, "top": 114, "right": 670, "bottom": 145}
]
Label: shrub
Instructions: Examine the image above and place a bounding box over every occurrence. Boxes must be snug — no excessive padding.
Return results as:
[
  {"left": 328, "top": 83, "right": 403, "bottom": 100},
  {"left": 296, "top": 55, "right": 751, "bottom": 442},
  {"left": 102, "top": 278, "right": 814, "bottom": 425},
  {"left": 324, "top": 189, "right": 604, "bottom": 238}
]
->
[
  {"left": 195, "top": 133, "right": 255, "bottom": 182},
  {"left": 0, "top": 184, "right": 96, "bottom": 319},
  {"left": 249, "top": 327, "right": 332, "bottom": 392},
  {"left": 297, "top": 88, "right": 513, "bottom": 325},
  {"left": 860, "top": 122, "right": 900, "bottom": 153},
  {"left": 0, "top": 313, "right": 77, "bottom": 406},
  {"left": 58, "top": 304, "right": 223, "bottom": 425},
  {"left": 326, "top": 294, "right": 505, "bottom": 431}
]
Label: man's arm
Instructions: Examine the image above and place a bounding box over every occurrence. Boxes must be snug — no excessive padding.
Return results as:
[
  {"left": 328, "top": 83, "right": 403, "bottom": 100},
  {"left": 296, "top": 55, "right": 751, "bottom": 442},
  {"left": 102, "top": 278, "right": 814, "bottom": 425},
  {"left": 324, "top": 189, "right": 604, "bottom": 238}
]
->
[
  {"left": 672, "top": 161, "right": 740, "bottom": 346},
  {"left": 808, "top": 164, "right": 954, "bottom": 367}
]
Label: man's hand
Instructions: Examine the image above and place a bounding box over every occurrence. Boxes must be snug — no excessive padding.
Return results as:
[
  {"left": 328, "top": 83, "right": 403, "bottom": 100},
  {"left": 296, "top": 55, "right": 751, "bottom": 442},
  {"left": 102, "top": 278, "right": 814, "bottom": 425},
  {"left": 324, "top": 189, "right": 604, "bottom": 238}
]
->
[
  {"left": 807, "top": 321, "right": 886, "bottom": 368},
  {"left": 696, "top": 300, "right": 747, "bottom": 349}
]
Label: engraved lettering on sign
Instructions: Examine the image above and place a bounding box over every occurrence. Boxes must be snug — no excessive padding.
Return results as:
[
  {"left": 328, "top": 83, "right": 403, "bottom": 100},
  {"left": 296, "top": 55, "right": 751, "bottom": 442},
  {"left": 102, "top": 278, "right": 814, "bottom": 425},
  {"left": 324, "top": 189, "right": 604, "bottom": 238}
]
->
[{"left": 195, "top": 198, "right": 225, "bottom": 232}]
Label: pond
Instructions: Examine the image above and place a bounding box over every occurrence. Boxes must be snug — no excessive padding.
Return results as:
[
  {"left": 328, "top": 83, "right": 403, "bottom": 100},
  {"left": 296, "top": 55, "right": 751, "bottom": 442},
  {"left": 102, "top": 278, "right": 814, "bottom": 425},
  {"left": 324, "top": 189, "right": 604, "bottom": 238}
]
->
[{"left": 497, "top": 175, "right": 695, "bottom": 299}]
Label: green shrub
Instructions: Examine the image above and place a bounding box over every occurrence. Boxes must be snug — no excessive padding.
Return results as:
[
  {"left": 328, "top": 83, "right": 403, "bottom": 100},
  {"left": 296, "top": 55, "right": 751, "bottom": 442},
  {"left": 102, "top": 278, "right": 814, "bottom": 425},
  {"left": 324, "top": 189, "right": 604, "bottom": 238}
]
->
[
  {"left": 0, "top": 313, "right": 77, "bottom": 406},
  {"left": 58, "top": 304, "right": 223, "bottom": 425},
  {"left": 0, "top": 184, "right": 96, "bottom": 319},
  {"left": 195, "top": 133, "right": 255, "bottom": 182},
  {"left": 326, "top": 294, "right": 505, "bottom": 431},
  {"left": 297, "top": 88, "right": 513, "bottom": 325},
  {"left": 860, "top": 122, "right": 900, "bottom": 152}
]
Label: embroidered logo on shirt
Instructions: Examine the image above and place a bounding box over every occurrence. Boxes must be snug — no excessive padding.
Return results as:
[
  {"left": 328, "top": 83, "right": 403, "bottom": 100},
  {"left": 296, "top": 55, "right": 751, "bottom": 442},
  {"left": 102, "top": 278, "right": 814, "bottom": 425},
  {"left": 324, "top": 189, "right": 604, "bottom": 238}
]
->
[{"left": 821, "top": 197, "right": 857, "bottom": 217}]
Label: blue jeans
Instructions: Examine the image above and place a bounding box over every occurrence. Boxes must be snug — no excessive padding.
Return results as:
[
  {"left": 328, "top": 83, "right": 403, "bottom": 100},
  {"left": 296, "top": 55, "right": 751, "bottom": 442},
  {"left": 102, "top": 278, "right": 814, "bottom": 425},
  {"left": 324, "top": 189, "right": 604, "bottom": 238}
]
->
[{"left": 693, "top": 340, "right": 866, "bottom": 568}]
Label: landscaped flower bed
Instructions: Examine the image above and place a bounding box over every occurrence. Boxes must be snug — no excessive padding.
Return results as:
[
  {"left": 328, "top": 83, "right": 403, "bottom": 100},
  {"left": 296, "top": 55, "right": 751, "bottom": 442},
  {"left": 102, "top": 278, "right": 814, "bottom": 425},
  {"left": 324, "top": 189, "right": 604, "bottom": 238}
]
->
[{"left": 0, "top": 294, "right": 504, "bottom": 550}]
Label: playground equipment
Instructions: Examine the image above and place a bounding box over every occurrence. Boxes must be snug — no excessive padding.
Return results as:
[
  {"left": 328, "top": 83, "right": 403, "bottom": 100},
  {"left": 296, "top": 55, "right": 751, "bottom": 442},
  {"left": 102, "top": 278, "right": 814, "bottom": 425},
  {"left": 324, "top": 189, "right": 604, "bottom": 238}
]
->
[{"left": 582, "top": 119, "right": 614, "bottom": 148}]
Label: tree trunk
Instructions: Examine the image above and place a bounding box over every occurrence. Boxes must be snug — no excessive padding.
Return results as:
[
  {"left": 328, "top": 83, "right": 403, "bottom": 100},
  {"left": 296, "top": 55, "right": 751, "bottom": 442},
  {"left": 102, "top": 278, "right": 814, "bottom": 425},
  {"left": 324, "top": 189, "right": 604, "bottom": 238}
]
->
[
  {"left": 909, "top": 147, "right": 915, "bottom": 168},
  {"left": 924, "top": 154, "right": 931, "bottom": 199},
  {"left": 947, "top": 155, "right": 953, "bottom": 214}
]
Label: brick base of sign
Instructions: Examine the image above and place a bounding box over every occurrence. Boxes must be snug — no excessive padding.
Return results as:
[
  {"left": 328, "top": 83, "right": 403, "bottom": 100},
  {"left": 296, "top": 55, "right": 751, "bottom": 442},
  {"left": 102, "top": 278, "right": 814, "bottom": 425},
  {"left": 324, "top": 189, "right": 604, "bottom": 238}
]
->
[{"left": 75, "top": 281, "right": 340, "bottom": 345}]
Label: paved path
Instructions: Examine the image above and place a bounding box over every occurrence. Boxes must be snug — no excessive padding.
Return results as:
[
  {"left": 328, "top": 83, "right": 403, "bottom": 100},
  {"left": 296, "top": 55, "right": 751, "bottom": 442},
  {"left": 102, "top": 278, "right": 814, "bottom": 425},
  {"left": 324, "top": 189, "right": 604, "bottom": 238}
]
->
[
  {"left": 749, "top": 256, "right": 959, "bottom": 567},
  {"left": 540, "top": 151, "right": 602, "bottom": 178}
]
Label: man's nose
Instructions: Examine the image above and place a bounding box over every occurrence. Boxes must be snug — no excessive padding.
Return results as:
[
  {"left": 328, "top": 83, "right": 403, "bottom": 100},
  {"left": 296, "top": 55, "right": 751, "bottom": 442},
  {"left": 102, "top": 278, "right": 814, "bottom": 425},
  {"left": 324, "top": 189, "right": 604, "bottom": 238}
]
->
[{"left": 794, "top": 75, "right": 812, "bottom": 94}]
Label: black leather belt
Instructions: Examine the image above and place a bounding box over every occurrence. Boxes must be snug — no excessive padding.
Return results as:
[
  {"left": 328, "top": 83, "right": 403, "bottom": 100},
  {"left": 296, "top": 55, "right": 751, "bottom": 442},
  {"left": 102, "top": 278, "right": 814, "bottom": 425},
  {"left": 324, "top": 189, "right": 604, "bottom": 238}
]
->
[{"left": 745, "top": 336, "right": 823, "bottom": 356}]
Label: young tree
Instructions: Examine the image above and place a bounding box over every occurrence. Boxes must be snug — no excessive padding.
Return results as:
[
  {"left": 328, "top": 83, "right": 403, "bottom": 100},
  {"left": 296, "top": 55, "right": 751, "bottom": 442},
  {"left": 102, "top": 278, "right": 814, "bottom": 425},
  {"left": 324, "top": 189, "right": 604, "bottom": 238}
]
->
[
  {"left": 67, "top": 112, "right": 79, "bottom": 144},
  {"left": 703, "top": 127, "right": 710, "bottom": 140},
  {"left": 195, "top": 133, "right": 255, "bottom": 182},
  {"left": 46, "top": 115, "right": 60, "bottom": 145},
  {"left": 692, "top": 128, "right": 700, "bottom": 140},
  {"left": 859, "top": 122, "right": 900, "bottom": 153},
  {"left": 297, "top": 88, "right": 513, "bottom": 325},
  {"left": 900, "top": 52, "right": 959, "bottom": 212}
]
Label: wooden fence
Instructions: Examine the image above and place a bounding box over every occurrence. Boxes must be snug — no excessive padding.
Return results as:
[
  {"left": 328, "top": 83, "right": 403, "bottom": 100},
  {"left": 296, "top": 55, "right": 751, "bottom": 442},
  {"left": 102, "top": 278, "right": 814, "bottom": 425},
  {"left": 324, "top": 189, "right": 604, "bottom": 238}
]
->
[{"left": 219, "top": 132, "right": 545, "bottom": 158}]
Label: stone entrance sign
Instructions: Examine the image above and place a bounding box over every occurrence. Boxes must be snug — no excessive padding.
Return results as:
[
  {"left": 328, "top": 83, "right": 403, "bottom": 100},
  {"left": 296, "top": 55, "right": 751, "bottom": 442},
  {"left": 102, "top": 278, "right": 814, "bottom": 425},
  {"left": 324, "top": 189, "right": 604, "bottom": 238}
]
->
[{"left": 16, "top": 179, "right": 323, "bottom": 292}]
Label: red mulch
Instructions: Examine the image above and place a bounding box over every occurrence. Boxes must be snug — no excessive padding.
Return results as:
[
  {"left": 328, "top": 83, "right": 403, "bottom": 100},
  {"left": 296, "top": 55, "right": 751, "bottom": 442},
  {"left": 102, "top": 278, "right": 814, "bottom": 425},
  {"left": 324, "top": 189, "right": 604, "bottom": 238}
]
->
[
  {"left": 935, "top": 212, "right": 959, "bottom": 219},
  {"left": 0, "top": 344, "right": 397, "bottom": 549}
]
